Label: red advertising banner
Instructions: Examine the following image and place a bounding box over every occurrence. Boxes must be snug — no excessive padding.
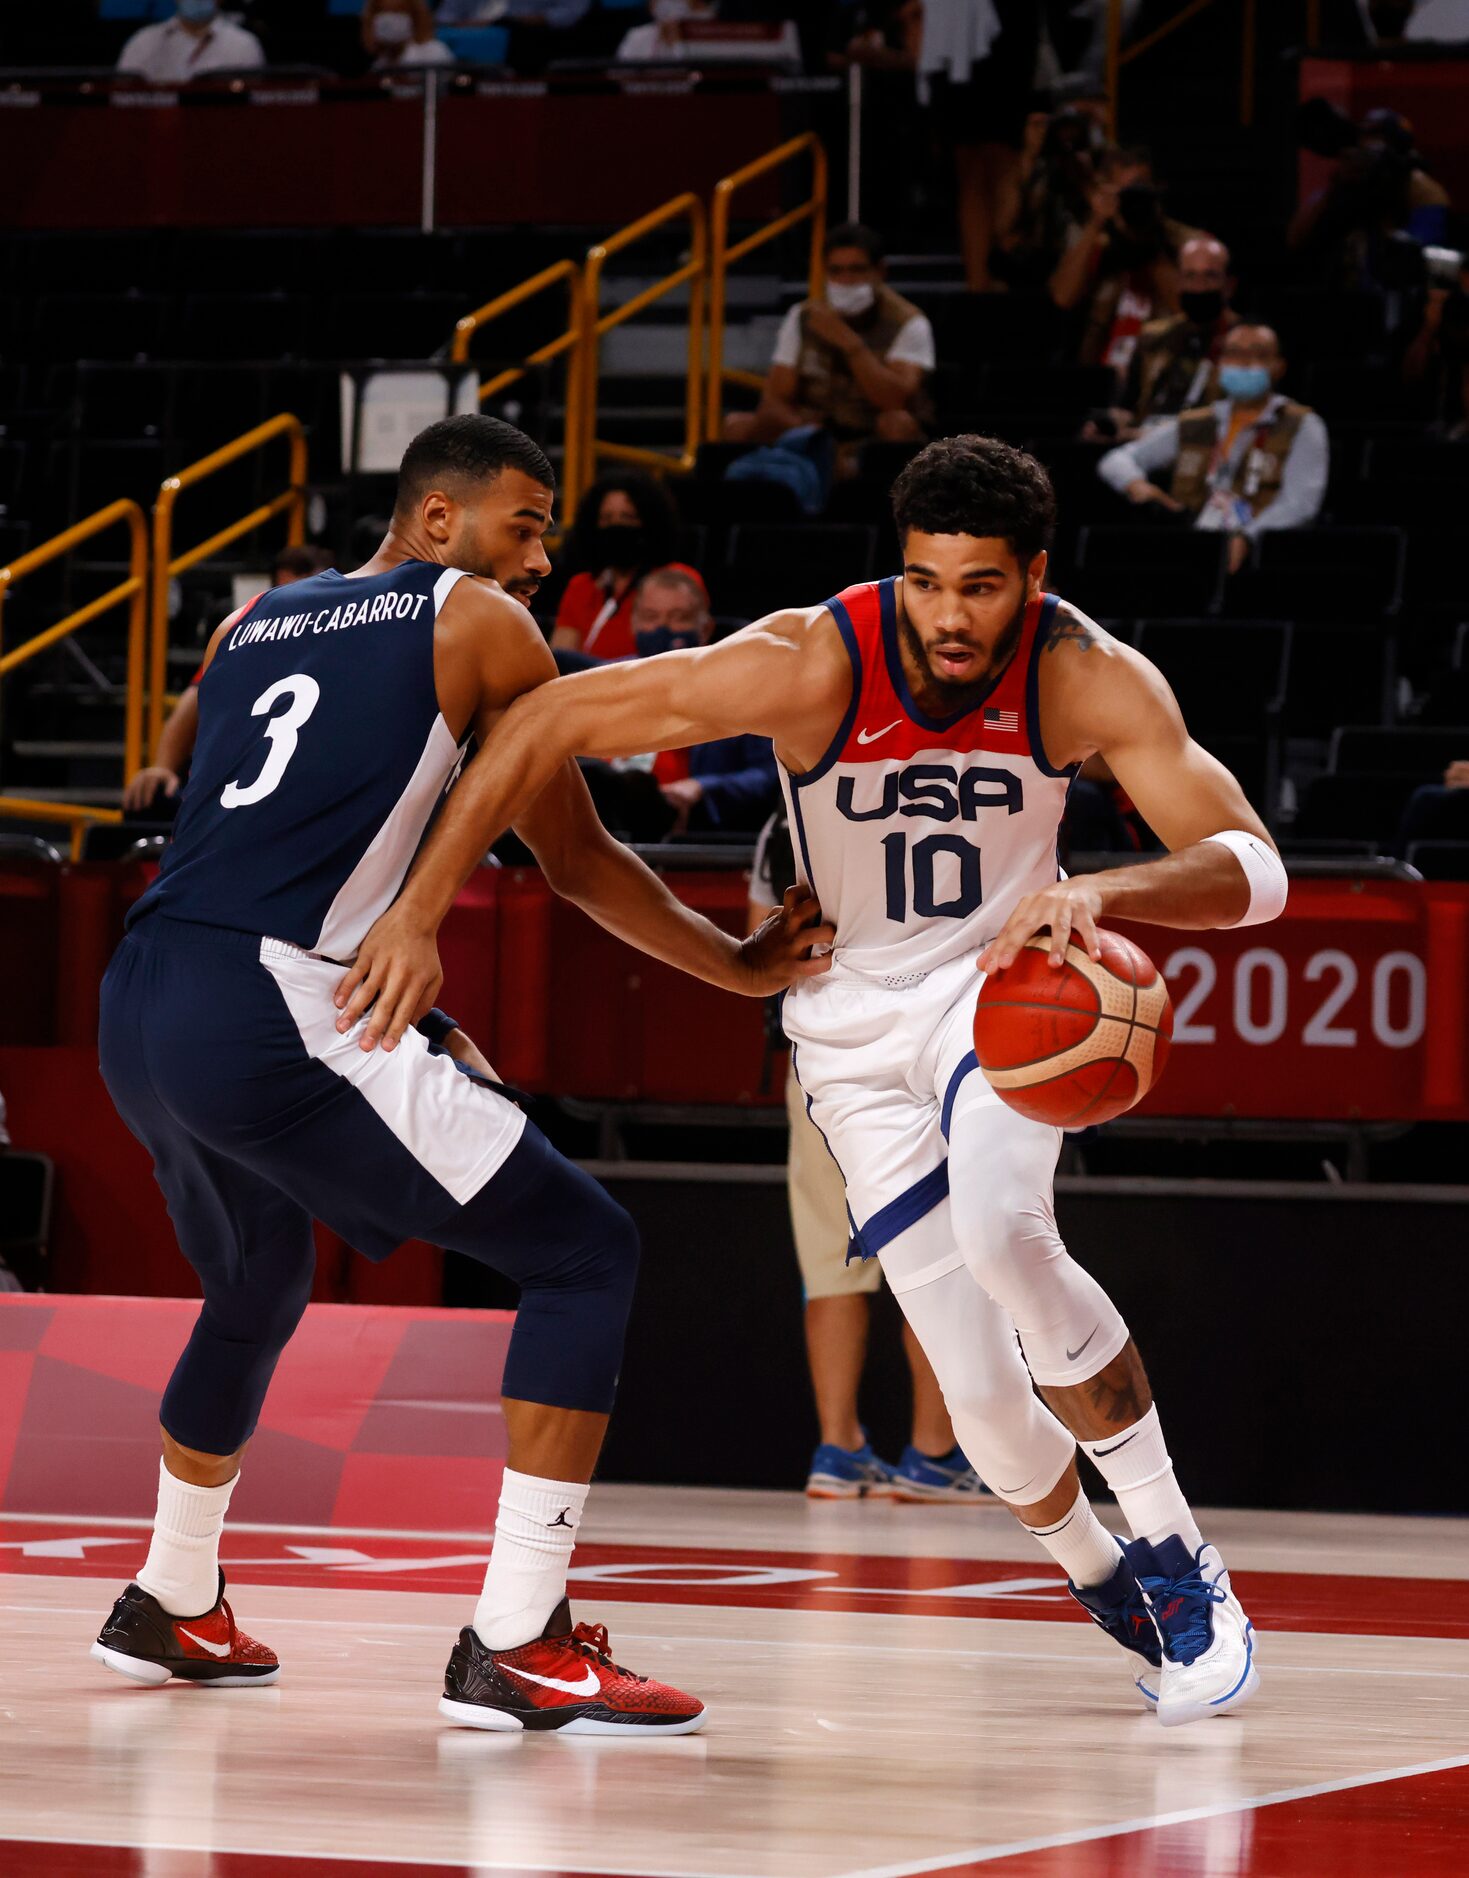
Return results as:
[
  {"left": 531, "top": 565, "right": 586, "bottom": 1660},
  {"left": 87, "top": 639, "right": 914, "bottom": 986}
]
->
[{"left": 1116, "top": 879, "right": 1469, "bottom": 1123}]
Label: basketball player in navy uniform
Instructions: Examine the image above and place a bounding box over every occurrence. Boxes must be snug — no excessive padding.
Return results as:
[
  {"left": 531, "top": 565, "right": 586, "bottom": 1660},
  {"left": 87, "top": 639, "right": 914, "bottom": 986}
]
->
[
  {"left": 92, "top": 416, "right": 831, "bottom": 1733},
  {"left": 342, "top": 435, "right": 1288, "bottom": 1728}
]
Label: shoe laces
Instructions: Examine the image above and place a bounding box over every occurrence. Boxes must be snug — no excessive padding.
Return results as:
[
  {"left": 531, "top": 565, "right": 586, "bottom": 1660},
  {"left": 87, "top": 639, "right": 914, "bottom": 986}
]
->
[
  {"left": 570, "top": 1620, "right": 644, "bottom": 1684},
  {"left": 1139, "top": 1560, "right": 1224, "bottom": 1666}
]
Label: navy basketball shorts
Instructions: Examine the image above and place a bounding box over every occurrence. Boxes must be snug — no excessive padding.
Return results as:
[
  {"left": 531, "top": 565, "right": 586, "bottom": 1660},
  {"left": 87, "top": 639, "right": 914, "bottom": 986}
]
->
[{"left": 99, "top": 916, "right": 639, "bottom": 1453}]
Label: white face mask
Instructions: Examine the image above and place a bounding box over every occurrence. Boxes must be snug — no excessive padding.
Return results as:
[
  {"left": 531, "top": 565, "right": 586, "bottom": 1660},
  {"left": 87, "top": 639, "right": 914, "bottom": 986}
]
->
[
  {"left": 827, "top": 281, "right": 876, "bottom": 317},
  {"left": 373, "top": 11, "right": 415, "bottom": 46}
]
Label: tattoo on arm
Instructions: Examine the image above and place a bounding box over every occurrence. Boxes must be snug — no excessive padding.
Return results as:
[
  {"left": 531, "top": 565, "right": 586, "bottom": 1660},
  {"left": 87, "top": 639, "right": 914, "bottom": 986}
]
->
[{"left": 1043, "top": 612, "right": 1098, "bottom": 654}]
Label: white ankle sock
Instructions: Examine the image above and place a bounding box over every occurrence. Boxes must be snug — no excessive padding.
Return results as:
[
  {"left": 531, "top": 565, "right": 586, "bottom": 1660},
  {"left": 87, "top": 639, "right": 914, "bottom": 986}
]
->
[
  {"left": 135, "top": 1459, "right": 236, "bottom": 1617},
  {"left": 1022, "top": 1485, "right": 1119, "bottom": 1589},
  {"left": 473, "top": 1468, "right": 589, "bottom": 1650},
  {"left": 1079, "top": 1405, "right": 1204, "bottom": 1553}
]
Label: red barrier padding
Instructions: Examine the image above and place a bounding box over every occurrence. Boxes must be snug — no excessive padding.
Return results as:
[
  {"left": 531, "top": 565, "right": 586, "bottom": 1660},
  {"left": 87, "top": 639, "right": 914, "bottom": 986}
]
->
[{"left": 0, "top": 1294, "right": 511, "bottom": 1532}]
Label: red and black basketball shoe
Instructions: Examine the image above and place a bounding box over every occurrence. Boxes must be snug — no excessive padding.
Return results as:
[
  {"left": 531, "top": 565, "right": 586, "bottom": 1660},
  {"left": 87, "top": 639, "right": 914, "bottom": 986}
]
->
[
  {"left": 91, "top": 1572, "right": 279, "bottom": 1687},
  {"left": 439, "top": 1598, "right": 705, "bottom": 1734}
]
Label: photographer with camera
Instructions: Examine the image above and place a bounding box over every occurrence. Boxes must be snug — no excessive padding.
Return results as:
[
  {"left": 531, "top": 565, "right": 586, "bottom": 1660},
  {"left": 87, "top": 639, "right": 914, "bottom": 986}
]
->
[
  {"left": 1049, "top": 147, "right": 1197, "bottom": 374},
  {"left": 1290, "top": 101, "right": 1451, "bottom": 296}
]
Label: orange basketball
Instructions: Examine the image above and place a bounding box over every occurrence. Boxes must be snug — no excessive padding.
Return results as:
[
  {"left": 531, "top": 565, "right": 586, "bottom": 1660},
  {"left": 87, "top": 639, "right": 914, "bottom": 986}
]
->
[{"left": 972, "top": 929, "right": 1173, "bottom": 1128}]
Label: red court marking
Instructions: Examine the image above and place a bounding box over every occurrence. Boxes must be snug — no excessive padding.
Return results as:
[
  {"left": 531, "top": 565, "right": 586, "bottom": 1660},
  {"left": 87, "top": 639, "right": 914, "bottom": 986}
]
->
[
  {"left": 3, "top": 1521, "right": 1467, "bottom": 1639},
  {"left": 916, "top": 1759, "right": 1469, "bottom": 1877},
  {"left": 0, "top": 1850, "right": 605, "bottom": 1878}
]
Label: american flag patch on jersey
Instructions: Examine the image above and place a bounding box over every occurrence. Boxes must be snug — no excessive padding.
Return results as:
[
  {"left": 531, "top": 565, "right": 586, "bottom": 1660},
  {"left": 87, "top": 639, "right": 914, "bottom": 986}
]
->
[{"left": 983, "top": 706, "right": 1019, "bottom": 732}]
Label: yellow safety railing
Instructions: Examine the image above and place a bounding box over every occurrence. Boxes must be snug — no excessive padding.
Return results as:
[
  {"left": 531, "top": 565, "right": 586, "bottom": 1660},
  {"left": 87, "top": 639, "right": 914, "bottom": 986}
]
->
[
  {"left": 1106, "top": 0, "right": 1262, "bottom": 130},
  {"left": 452, "top": 260, "right": 586, "bottom": 507},
  {"left": 573, "top": 192, "right": 707, "bottom": 508},
  {"left": 150, "top": 414, "right": 306, "bottom": 758},
  {"left": 0, "top": 497, "right": 145, "bottom": 857},
  {"left": 706, "top": 133, "right": 827, "bottom": 442}
]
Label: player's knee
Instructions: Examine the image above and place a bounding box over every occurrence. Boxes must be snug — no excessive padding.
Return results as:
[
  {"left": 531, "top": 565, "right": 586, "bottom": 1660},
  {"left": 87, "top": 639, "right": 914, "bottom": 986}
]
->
[
  {"left": 591, "top": 1196, "right": 641, "bottom": 1316},
  {"left": 952, "top": 1181, "right": 1060, "bottom": 1301}
]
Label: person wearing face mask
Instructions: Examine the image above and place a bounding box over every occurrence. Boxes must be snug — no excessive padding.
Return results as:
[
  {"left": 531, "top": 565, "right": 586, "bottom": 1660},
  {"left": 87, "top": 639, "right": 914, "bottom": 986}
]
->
[
  {"left": 1086, "top": 235, "right": 1240, "bottom": 443},
  {"left": 724, "top": 223, "right": 934, "bottom": 468},
  {"left": 1096, "top": 323, "right": 1330, "bottom": 574},
  {"left": 116, "top": 1, "right": 265, "bottom": 84},
  {"left": 552, "top": 472, "right": 681, "bottom": 662},
  {"left": 362, "top": 0, "right": 454, "bottom": 68},
  {"left": 578, "top": 567, "right": 780, "bottom": 838}
]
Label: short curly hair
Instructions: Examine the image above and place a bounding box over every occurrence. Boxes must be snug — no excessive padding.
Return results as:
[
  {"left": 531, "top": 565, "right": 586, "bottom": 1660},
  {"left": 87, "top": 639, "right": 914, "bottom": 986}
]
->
[{"left": 891, "top": 435, "right": 1056, "bottom": 568}]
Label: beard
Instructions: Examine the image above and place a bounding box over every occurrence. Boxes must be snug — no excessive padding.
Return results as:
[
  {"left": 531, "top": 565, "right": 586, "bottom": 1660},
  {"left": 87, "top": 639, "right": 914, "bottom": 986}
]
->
[{"left": 898, "top": 589, "right": 1028, "bottom": 706}]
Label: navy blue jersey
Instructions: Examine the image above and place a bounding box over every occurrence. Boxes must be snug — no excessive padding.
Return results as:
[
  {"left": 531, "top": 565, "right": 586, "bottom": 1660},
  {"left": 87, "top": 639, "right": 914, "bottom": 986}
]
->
[{"left": 132, "top": 560, "right": 472, "bottom": 956}]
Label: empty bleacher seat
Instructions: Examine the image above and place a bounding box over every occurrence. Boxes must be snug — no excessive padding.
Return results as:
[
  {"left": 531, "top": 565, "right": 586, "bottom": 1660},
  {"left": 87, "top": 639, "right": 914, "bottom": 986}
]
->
[
  {"left": 31, "top": 293, "right": 169, "bottom": 362},
  {"left": 1074, "top": 525, "right": 1228, "bottom": 619},
  {"left": 722, "top": 524, "right": 878, "bottom": 617},
  {"left": 1228, "top": 527, "right": 1405, "bottom": 623},
  {"left": 176, "top": 294, "right": 310, "bottom": 362},
  {"left": 1328, "top": 726, "right": 1469, "bottom": 777},
  {"left": 1405, "top": 839, "right": 1469, "bottom": 881},
  {"left": 1292, "top": 771, "right": 1413, "bottom": 848},
  {"left": 316, "top": 292, "right": 463, "bottom": 360},
  {"left": 930, "top": 293, "right": 1061, "bottom": 365},
  {"left": 1134, "top": 618, "right": 1290, "bottom": 815}
]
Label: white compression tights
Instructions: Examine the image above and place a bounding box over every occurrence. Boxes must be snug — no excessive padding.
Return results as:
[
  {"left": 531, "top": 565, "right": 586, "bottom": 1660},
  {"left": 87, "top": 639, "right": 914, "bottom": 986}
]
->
[
  {"left": 892, "top": 1256, "right": 1075, "bottom": 1505},
  {"left": 945, "top": 1087, "right": 1129, "bottom": 1389}
]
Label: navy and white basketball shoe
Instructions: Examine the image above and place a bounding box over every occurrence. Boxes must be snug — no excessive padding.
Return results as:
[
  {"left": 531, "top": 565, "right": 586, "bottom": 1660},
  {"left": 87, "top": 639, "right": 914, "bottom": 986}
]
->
[
  {"left": 1067, "top": 1537, "right": 1162, "bottom": 1708},
  {"left": 805, "top": 1437, "right": 896, "bottom": 1499},
  {"left": 1128, "top": 1535, "right": 1259, "bottom": 1726}
]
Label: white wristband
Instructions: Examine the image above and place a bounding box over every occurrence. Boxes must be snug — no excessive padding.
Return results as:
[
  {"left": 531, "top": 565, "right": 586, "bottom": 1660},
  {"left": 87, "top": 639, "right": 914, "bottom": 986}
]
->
[{"left": 1203, "top": 830, "right": 1288, "bottom": 927}]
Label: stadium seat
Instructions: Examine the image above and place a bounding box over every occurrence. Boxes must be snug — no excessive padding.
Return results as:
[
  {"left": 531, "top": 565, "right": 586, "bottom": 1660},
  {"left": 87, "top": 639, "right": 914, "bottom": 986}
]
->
[
  {"left": 1328, "top": 726, "right": 1469, "bottom": 777},
  {"left": 1267, "top": 291, "right": 1387, "bottom": 364},
  {"left": 723, "top": 524, "right": 878, "bottom": 617},
  {"left": 31, "top": 293, "right": 169, "bottom": 363},
  {"left": 1292, "top": 771, "right": 1413, "bottom": 848},
  {"left": 1283, "top": 623, "right": 1397, "bottom": 735},
  {"left": 1073, "top": 525, "right": 1228, "bottom": 619},
  {"left": 176, "top": 294, "right": 311, "bottom": 362},
  {"left": 437, "top": 26, "right": 510, "bottom": 64},
  {"left": 1405, "top": 839, "right": 1469, "bottom": 880},
  {"left": 1228, "top": 528, "right": 1405, "bottom": 624},
  {"left": 1134, "top": 618, "right": 1290, "bottom": 816},
  {"left": 929, "top": 293, "right": 1061, "bottom": 365}
]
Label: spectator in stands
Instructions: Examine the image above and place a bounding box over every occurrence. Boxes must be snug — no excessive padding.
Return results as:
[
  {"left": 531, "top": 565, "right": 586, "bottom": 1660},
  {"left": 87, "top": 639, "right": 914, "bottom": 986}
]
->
[
  {"left": 552, "top": 472, "right": 681, "bottom": 662},
  {"left": 1051, "top": 147, "right": 1195, "bottom": 376},
  {"left": 723, "top": 223, "right": 933, "bottom": 468},
  {"left": 578, "top": 568, "right": 780, "bottom": 839},
  {"left": 123, "top": 546, "right": 334, "bottom": 815},
  {"left": 363, "top": 0, "right": 454, "bottom": 68},
  {"left": 992, "top": 91, "right": 1111, "bottom": 292},
  {"left": 1291, "top": 101, "right": 1451, "bottom": 292},
  {"left": 1397, "top": 756, "right": 1469, "bottom": 865},
  {"left": 747, "top": 810, "right": 983, "bottom": 1501},
  {"left": 1096, "top": 323, "right": 1329, "bottom": 573},
  {"left": 1404, "top": 253, "right": 1469, "bottom": 434},
  {"left": 116, "top": 2, "right": 265, "bottom": 83},
  {"left": 1086, "top": 235, "right": 1240, "bottom": 442}
]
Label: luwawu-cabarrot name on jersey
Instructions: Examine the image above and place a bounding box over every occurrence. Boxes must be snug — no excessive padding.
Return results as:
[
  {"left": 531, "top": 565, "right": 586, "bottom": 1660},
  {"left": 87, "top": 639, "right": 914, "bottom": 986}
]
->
[{"left": 226, "top": 590, "right": 429, "bottom": 650}]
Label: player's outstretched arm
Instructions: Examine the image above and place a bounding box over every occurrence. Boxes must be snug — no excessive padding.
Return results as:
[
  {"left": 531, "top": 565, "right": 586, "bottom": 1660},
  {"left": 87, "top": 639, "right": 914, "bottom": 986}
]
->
[
  {"left": 336, "top": 611, "right": 836, "bottom": 1047},
  {"left": 978, "top": 625, "right": 1285, "bottom": 973}
]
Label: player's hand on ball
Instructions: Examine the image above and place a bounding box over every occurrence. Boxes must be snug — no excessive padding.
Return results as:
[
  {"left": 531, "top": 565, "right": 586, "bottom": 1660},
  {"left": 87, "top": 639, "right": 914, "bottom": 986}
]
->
[
  {"left": 333, "top": 906, "right": 444, "bottom": 1053},
  {"left": 977, "top": 880, "right": 1105, "bottom": 974},
  {"left": 740, "top": 886, "right": 836, "bottom": 994}
]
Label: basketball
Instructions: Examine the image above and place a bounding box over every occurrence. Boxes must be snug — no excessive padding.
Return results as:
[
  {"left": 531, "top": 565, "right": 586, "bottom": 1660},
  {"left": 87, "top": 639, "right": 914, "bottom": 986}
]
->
[{"left": 973, "top": 930, "right": 1173, "bottom": 1128}]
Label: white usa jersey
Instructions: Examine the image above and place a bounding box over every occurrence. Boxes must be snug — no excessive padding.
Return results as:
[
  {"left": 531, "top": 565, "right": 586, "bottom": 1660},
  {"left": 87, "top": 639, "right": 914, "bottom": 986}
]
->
[{"left": 778, "top": 578, "right": 1077, "bottom": 983}]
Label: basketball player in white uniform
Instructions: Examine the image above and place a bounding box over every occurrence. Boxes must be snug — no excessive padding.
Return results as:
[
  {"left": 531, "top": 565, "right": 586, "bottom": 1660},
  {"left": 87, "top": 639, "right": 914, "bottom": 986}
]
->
[{"left": 339, "top": 436, "right": 1287, "bottom": 1727}]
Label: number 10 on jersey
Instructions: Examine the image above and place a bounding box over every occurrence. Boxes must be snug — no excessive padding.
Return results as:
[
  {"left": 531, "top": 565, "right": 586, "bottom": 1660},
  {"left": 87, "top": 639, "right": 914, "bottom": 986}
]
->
[{"left": 881, "top": 832, "right": 984, "bottom": 923}]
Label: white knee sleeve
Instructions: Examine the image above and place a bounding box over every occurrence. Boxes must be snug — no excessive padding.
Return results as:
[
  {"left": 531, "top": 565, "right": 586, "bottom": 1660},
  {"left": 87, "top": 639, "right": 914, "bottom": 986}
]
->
[
  {"left": 895, "top": 1266, "right": 1075, "bottom": 1505},
  {"left": 947, "top": 1093, "right": 1128, "bottom": 1387}
]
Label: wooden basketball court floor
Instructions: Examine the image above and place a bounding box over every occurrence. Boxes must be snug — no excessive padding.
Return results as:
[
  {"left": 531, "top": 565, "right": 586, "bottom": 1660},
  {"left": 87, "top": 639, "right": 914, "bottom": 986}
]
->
[{"left": 3, "top": 1486, "right": 1467, "bottom": 1877}]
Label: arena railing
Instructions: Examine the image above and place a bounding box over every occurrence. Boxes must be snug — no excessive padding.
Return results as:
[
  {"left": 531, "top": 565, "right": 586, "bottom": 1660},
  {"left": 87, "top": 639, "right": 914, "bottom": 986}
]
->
[
  {"left": 1106, "top": 0, "right": 1262, "bottom": 129},
  {"left": 574, "top": 191, "right": 707, "bottom": 506},
  {"left": 705, "top": 133, "right": 827, "bottom": 443},
  {"left": 149, "top": 414, "right": 307, "bottom": 761},
  {"left": 0, "top": 498, "right": 144, "bottom": 859},
  {"left": 451, "top": 260, "right": 586, "bottom": 510}
]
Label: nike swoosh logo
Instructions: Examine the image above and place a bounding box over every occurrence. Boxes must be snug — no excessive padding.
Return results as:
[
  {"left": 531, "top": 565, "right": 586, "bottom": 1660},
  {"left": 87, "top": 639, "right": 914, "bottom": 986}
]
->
[
  {"left": 501, "top": 1662, "right": 600, "bottom": 1697},
  {"left": 1092, "top": 1430, "right": 1141, "bottom": 1459},
  {"left": 1066, "top": 1326, "right": 1099, "bottom": 1363},
  {"left": 176, "top": 1625, "right": 231, "bottom": 1658},
  {"left": 857, "top": 720, "right": 902, "bottom": 745}
]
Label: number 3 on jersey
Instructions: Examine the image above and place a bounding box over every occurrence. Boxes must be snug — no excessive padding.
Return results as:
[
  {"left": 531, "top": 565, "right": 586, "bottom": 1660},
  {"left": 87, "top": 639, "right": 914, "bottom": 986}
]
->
[{"left": 221, "top": 674, "right": 321, "bottom": 809}]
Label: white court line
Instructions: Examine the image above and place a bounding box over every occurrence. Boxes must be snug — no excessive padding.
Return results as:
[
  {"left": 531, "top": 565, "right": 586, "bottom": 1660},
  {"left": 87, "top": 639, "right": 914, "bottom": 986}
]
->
[
  {"left": 835, "top": 1753, "right": 1469, "bottom": 1878},
  {"left": 10, "top": 1600, "right": 1469, "bottom": 1681}
]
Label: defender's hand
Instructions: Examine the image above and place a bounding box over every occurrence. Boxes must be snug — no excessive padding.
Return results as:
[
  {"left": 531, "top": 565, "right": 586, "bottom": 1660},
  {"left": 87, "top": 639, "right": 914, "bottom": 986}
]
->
[
  {"left": 333, "top": 906, "right": 444, "bottom": 1053},
  {"left": 739, "top": 885, "right": 836, "bottom": 994},
  {"left": 123, "top": 766, "right": 179, "bottom": 810},
  {"left": 977, "top": 879, "right": 1105, "bottom": 975}
]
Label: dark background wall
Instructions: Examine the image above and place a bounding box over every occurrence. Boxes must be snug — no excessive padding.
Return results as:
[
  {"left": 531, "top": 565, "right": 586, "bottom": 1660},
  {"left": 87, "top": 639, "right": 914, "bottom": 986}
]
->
[{"left": 540, "top": 1170, "right": 1469, "bottom": 1516}]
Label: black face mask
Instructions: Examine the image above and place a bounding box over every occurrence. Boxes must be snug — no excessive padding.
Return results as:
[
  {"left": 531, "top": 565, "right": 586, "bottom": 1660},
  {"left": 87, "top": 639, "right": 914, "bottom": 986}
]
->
[
  {"left": 593, "top": 524, "right": 645, "bottom": 569},
  {"left": 1179, "top": 289, "right": 1225, "bottom": 326}
]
